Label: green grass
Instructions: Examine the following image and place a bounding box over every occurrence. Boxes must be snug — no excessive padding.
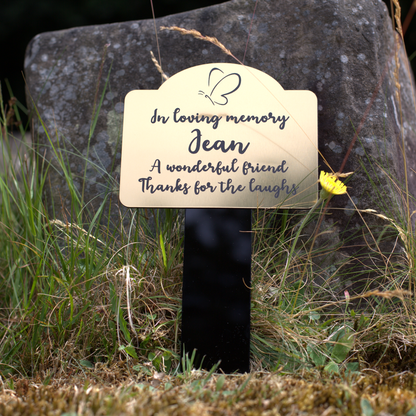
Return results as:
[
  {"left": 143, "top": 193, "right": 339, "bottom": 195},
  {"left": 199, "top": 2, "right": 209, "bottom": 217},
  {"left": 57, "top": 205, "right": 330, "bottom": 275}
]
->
[
  {"left": 0, "top": 75, "right": 414, "bottom": 380},
  {"left": 0, "top": 5, "right": 416, "bottom": 414}
]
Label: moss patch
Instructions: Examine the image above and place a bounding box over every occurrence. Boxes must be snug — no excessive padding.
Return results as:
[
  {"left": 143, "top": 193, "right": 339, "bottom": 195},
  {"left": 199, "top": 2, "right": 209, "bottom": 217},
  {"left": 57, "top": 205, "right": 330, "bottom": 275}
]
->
[{"left": 2, "top": 365, "right": 416, "bottom": 416}]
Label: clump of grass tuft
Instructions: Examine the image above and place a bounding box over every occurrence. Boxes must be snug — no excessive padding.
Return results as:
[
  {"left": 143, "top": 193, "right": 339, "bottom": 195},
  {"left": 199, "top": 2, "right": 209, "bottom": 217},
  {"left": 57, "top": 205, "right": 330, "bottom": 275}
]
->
[
  {"left": 1, "top": 0, "right": 416, "bottom": 387},
  {"left": 0, "top": 78, "right": 184, "bottom": 378}
]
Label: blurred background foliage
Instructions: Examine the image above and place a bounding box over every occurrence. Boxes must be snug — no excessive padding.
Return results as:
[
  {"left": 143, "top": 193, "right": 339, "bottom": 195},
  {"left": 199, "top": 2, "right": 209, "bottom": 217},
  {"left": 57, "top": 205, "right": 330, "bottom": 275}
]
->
[{"left": 0, "top": 0, "right": 416, "bottom": 123}]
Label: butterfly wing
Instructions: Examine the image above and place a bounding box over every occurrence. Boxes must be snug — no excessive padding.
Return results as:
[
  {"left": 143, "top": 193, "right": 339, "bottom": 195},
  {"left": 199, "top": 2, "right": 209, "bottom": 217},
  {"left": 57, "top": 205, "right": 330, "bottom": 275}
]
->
[
  {"left": 208, "top": 68, "right": 226, "bottom": 88},
  {"left": 208, "top": 72, "right": 242, "bottom": 106}
]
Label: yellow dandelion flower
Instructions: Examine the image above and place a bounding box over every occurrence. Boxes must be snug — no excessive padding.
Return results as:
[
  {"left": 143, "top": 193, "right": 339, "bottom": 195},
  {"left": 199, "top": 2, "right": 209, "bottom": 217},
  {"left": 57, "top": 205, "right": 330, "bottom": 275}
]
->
[{"left": 319, "top": 171, "right": 347, "bottom": 199}]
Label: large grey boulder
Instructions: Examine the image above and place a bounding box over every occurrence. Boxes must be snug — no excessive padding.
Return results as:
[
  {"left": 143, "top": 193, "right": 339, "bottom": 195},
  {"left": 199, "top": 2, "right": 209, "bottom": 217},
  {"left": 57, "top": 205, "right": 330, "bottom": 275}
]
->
[{"left": 24, "top": 0, "right": 415, "bottom": 288}]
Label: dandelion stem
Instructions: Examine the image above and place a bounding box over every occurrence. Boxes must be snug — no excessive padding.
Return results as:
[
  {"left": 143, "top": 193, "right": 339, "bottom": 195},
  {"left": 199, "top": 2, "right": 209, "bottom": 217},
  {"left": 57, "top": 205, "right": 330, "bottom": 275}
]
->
[{"left": 279, "top": 197, "right": 323, "bottom": 306}]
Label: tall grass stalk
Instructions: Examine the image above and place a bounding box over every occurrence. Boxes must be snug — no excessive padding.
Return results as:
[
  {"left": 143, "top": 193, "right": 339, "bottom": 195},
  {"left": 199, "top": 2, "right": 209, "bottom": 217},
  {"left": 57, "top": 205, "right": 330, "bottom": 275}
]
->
[{"left": 0, "top": 0, "right": 416, "bottom": 378}]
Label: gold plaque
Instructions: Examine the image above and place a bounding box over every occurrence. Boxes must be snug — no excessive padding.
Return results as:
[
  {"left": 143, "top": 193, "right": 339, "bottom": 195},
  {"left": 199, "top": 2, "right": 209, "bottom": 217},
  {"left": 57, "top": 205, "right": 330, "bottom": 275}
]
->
[{"left": 120, "top": 63, "right": 318, "bottom": 208}]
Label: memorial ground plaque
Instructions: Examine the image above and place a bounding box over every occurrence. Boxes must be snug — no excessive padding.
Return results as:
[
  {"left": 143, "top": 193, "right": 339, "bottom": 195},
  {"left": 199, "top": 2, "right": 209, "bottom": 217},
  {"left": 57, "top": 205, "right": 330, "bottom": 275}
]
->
[{"left": 120, "top": 63, "right": 318, "bottom": 372}]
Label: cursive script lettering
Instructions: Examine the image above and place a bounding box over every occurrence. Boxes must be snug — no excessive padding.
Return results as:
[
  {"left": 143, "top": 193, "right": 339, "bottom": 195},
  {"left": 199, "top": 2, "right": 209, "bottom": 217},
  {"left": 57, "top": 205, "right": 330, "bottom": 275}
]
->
[
  {"left": 249, "top": 178, "right": 297, "bottom": 198},
  {"left": 166, "top": 158, "right": 239, "bottom": 175},
  {"left": 138, "top": 176, "right": 191, "bottom": 195},
  {"left": 174, "top": 108, "right": 222, "bottom": 129},
  {"left": 150, "top": 109, "right": 169, "bottom": 124},
  {"left": 226, "top": 112, "right": 289, "bottom": 129},
  {"left": 194, "top": 181, "right": 217, "bottom": 194},
  {"left": 242, "top": 160, "right": 288, "bottom": 175},
  {"left": 218, "top": 178, "right": 246, "bottom": 194},
  {"left": 188, "top": 129, "right": 250, "bottom": 155}
]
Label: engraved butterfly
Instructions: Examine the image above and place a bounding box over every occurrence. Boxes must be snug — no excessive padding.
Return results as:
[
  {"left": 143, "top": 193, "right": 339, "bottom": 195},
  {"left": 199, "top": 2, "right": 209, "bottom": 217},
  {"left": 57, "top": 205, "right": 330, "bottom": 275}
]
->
[{"left": 198, "top": 68, "right": 242, "bottom": 106}]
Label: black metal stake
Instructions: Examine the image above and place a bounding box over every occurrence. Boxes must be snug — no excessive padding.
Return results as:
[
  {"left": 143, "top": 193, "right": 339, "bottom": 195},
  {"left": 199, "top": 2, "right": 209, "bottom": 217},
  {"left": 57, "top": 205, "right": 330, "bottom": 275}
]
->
[{"left": 181, "top": 208, "right": 252, "bottom": 373}]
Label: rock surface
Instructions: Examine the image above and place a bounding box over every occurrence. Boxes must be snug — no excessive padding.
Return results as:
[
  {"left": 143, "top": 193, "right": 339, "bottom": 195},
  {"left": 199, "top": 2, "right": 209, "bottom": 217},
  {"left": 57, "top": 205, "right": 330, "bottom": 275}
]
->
[{"left": 24, "top": 0, "right": 416, "bottom": 288}]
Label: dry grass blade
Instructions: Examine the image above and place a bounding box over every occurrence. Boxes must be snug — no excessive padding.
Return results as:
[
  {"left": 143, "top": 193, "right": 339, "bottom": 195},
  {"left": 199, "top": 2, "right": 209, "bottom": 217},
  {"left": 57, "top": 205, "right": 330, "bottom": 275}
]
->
[
  {"left": 160, "top": 26, "right": 240, "bottom": 62},
  {"left": 50, "top": 219, "right": 105, "bottom": 246},
  {"left": 360, "top": 209, "right": 411, "bottom": 264},
  {"left": 150, "top": 51, "right": 169, "bottom": 81},
  {"left": 292, "top": 289, "right": 412, "bottom": 319},
  {"left": 360, "top": 289, "right": 412, "bottom": 299}
]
